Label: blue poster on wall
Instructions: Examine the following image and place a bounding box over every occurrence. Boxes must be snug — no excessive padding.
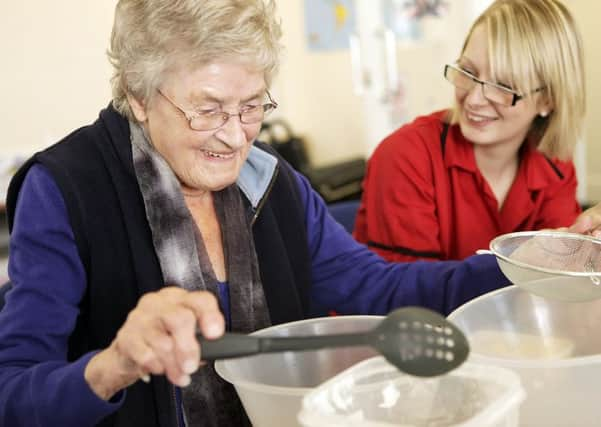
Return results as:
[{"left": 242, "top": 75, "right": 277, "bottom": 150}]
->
[
  {"left": 384, "top": 0, "right": 449, "bottom": 41},
  {"left": 304, "top": 0, "right": 356, "bottom": 51}
]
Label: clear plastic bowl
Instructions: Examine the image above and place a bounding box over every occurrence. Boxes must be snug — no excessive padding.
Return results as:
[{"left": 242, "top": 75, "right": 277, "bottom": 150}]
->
[
  {"left": 215, "top": 315, "right": 383, "bottom": 427},
  {"left": 298, "top": 356, "right": 525, "bottom": 427},
  {"left": 449, "top": 285, "right": 601, "bottom": 426}
]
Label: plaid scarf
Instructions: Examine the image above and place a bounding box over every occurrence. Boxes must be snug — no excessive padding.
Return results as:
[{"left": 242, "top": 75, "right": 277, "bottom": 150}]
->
[{"left": 130, "top": 122, "right": 271, "bottom": 426}]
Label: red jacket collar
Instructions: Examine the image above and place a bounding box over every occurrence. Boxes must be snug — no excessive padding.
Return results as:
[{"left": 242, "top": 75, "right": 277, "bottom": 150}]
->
[{"left": 442, "top": 117, "right": 565, "bottom": 191}]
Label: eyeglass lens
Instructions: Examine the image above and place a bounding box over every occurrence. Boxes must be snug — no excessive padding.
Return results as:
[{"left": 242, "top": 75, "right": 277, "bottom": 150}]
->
[
  {"left": 445, "top": 66, "right": 515, "bottom": 106},
  {"left": 189, "top": 103, "right": 276, "bottom": 131}
]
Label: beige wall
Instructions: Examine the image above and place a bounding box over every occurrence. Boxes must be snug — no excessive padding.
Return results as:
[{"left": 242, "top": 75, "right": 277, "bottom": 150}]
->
[
  {"left": 1, "top": 1, "right": 599, "bottom": 201},
  {"left": 274, "top": 1, "right": 367, "bottom": 165},
  {"left": 0, "top": 2, "right": 115, "bottom": 156},
  {"left": 569, "top": 1, "right": 601, "bottom": 202}
]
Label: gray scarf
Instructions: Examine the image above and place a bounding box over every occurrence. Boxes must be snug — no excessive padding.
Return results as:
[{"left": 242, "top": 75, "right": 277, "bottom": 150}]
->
[{"left": 130, "top": 122, "right": 271, "bottom": 426}]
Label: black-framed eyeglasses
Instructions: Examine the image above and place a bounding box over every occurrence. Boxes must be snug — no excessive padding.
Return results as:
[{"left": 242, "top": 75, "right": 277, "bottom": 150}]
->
[
  {"left": 157, "top": 89, "right": 278, "bottom": 131},
  {"left": 444, "top": 64, "right": 544, "bottom": 107}
]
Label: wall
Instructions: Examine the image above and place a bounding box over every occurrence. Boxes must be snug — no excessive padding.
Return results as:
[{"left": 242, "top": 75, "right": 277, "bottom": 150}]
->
[
  {"left": 0, "top": 0, "right": 599, "bottom": 201},
  {"left": 569, "top": 1, "right": 601, "bottom": 202},
  {"left": 0, "top": 2, "right": 115, "bottom": 156},
  {"left": 274, "top": 1, "right": 366, "bottom": 165}
]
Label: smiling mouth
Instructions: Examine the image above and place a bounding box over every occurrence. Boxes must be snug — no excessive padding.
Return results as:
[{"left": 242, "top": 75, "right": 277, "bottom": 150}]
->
[
  {"left": 202, "top": 149, "right": 235, "bottom": 159},
  {"left": 466, "top": 111, "right": 498, "bottom": 123}
]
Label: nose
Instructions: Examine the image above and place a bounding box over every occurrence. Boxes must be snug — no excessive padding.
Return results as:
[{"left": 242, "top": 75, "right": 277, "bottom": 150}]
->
[
  {"left": 214, "top": 113, "right": 247, "bottom": 149},
  {"left": 464, "top": 82, "right": 489, "bottom": 106}
]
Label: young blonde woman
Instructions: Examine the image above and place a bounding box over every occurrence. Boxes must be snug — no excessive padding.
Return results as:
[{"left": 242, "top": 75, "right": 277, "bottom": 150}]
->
[{"left": 354, "top": 0, "right": 586, "bottom": 261}]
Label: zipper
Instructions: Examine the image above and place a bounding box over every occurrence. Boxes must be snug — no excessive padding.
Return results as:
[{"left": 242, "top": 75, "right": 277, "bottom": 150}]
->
[
  {"left": 172, "top": 385, "right": 183, "bottom": 427},
  {"left": 250, "top": 164, "right": 279, "bottom": 226}
]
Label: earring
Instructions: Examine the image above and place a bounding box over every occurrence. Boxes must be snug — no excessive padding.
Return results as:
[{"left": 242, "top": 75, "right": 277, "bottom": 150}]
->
[{"left": 539, "top": 111, "right": 549, "bottom": 117}]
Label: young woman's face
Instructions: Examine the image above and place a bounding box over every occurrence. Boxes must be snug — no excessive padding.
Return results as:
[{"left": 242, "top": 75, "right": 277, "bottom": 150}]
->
[
  {"left": 455, "top": 25, "right": 546, "bottom": 149},
  {"left": 129, "top": 61, "right": 266, "bottom": 194}
]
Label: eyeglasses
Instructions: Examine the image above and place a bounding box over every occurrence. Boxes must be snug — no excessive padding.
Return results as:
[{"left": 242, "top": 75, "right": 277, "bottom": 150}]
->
[
  {"left": 157, "top": 89, "right": 278, "bottom": 131},
  {"left": 444, "top": 64, "right": 544, "bottom": 107}
]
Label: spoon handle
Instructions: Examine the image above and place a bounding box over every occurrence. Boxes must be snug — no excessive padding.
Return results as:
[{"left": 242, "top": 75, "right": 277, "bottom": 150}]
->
[
  {"left": 200, "top": 334, "right": 261, "bottom": 360},
  {"left": 199, "top": 332, "right": 372, "bottom": 361},
  {"left": 261, "top": 332, "right": 372, "bottom": 353}
]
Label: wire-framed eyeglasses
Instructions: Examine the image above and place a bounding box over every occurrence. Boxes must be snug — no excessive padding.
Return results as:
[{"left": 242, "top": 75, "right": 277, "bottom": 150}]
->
[
  {"left": 444, "top": 64, "right": 545, "bottom": 107},
  {"left": 157, "top": 89, "right": 278, "bottom": 131}
]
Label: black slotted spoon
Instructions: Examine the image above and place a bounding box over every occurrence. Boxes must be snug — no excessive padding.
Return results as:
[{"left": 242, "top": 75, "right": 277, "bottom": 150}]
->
[{"left": 199, "top": 306, "right": 469, "bottom": 377}]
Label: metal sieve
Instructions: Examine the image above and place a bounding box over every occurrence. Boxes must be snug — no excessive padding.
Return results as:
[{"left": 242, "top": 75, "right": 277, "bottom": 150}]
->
[{"left": 485, "top": 231, "right": 601, "bottom": 302}]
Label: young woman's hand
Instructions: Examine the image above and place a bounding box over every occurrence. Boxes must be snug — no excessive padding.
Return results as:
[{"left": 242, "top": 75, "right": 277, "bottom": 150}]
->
[{"left": 569, "top": 204, "right": 601, "bottom": 238}]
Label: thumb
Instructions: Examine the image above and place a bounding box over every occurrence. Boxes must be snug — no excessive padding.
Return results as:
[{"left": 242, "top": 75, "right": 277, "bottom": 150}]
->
[{"left": 568, "top": 215, "right": 593, "bottom": 234}]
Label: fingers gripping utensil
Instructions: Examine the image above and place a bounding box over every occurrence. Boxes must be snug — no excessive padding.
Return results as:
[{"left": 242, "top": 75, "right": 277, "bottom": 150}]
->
[{"left": 199, "top": 307, "right": 469, "bottom": 377}]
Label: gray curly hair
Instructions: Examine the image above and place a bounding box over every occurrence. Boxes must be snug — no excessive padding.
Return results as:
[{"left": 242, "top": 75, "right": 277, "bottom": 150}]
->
[{"left": 107, "top": 0, "right": 283, "bottom": 121}]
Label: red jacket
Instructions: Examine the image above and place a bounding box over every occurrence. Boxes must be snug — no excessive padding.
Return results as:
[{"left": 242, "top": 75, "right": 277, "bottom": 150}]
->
[{"left": 354, "top": 111, "right": 581, "bottom": 261}]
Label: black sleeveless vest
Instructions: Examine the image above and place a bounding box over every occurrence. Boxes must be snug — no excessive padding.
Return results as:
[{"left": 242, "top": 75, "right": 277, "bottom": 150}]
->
[{"left": 6, "top": 105, "right": 312, "bottom": 427}]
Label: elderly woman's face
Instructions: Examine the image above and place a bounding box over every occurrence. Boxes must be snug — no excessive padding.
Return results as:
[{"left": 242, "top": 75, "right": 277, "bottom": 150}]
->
[{"left": 130, "top": 61, "right": 266, "bottom": 194}]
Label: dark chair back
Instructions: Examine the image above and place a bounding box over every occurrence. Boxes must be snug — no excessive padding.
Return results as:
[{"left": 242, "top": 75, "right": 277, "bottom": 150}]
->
[
  {"left": 260, "top": 120, "right": 311, "bottom": 173},
  {"left": 260, "top": 120, "right": 366, "bottom": 203},
  {"left": 328, "top": 200, "right": 360, "bottom": 234},
  {"left": 0, "top": 282, "right": 10, "bottom": 312}
]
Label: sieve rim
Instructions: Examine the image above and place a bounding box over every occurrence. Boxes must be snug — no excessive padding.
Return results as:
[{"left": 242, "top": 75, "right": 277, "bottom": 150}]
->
[{"left": 489, "top": 231, "right": 601, "bottom": 277}]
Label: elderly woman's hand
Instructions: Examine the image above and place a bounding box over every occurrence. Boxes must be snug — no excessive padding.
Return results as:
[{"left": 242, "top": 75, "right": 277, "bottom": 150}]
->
[
  {"left": 84, "top": 287, "right": 224, "bottom": 400},
  {"left": 569, "top": 203, "right": 601, "bottom": 238}
]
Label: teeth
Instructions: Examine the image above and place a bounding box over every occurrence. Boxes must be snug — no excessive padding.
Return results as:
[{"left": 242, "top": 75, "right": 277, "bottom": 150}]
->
[
  {"left": 468, "top": 113, "right": 493, "bottom": 122},
  {"left": 205, "top": 151, "right": 232, "bottom": 159}
]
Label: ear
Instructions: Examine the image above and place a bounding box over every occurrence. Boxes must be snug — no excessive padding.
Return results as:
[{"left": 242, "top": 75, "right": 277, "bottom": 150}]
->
[
  {"left": 538, "top": 97, "right": 553, "bottom": 118},
  {"left": 126, "top": 92, "right": 148, "bottom": 122}
]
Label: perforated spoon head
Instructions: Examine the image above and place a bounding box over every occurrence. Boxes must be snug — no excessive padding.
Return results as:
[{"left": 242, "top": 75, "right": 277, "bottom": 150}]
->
[{"left": 373, "top": 307, "right": 470, "bottom": 377}]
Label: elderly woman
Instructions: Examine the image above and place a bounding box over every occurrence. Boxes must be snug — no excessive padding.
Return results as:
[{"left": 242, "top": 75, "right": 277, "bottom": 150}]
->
[{"left": 0, "top": 0, "right": 573, "bottom": 426}]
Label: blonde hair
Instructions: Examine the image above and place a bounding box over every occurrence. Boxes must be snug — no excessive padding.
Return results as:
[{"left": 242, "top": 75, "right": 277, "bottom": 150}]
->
[
  {"left": 451, "top": 0, "right": 585, "bottom": 160},
  {"left": 107, "top": 0, "right": 283, "bottom": 121}
]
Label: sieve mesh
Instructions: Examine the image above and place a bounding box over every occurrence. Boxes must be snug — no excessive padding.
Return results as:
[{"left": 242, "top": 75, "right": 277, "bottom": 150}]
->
[
  {"left": 489, "top": 231, "right": 601, "bottom": 294},
  {"left": 491, "top": 232, "right": 601, "bottom": 275}
]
